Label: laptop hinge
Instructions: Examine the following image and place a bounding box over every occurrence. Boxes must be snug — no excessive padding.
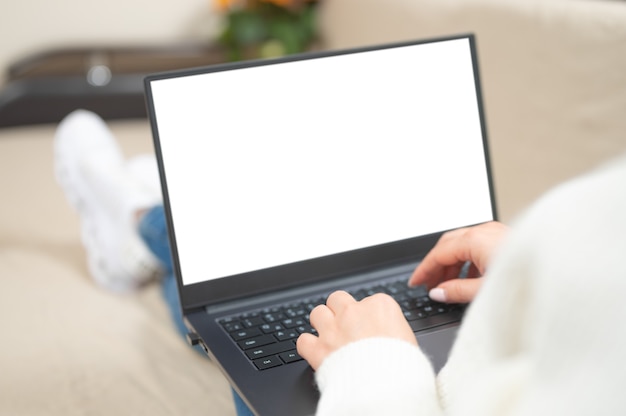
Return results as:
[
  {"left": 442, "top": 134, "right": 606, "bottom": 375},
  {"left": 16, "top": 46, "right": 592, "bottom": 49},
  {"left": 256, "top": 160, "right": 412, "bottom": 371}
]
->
[{"left": 204, "top": 260, "right": 418, "bottom": 316}]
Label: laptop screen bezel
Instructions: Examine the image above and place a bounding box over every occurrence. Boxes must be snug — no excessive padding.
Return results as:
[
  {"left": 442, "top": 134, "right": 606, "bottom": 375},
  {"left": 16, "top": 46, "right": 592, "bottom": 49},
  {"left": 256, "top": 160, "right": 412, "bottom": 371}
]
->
[{"left": 144, "top": 33, "right": 497, "bottom": 312}]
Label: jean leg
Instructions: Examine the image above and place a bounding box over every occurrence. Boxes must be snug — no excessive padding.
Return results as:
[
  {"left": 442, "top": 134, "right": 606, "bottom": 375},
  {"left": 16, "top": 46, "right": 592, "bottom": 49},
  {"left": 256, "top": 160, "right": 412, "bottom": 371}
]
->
[
  {"left": 138, "top": 205, "right": 173, "bottom": 273},
  {"left": 160, "top": 272, "right": 195, "bottom": 342}
]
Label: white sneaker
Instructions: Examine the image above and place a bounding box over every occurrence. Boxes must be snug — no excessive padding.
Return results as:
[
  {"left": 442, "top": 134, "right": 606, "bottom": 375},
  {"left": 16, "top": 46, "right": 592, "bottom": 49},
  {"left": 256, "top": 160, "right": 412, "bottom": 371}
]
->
[
  {"left": 54, "top": 110, "right": 162, "bottom": 293},
  {"left": 126, "top": 154, "right": 162, "bottom": 200}
]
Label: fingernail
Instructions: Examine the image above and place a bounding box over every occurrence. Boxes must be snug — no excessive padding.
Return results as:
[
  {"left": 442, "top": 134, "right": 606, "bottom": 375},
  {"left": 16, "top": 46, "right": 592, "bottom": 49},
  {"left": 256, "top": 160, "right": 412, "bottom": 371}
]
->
[{"left": 429, "top": 288, "right": 447, "bottom": 303}]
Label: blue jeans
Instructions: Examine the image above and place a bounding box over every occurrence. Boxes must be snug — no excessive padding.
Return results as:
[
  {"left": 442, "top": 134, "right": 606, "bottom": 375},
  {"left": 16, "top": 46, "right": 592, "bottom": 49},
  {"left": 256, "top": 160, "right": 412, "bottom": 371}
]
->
[{"left": 138, "top": 205, "right": 254, "bottom": 416}]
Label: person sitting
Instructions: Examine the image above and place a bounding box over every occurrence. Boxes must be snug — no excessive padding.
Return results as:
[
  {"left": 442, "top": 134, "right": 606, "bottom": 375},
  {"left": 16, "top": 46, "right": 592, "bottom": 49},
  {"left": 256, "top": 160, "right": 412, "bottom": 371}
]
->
[
  {"left": 56, "top": 110, "right": 626, "bottom": 416},
  {"left": 296, "top": 153, "right": 626, "bottom": 415}
]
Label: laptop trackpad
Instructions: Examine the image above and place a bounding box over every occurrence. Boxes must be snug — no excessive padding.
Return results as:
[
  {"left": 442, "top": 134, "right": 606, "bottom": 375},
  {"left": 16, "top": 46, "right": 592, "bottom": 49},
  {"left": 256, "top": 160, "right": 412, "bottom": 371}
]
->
[{"left": 416, "top": 325, "right": 459, "bottom": 373}]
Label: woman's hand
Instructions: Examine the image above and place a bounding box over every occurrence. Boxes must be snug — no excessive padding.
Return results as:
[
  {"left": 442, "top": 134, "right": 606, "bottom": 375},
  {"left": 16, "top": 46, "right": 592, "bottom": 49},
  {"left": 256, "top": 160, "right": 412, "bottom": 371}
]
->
[
  {"left": 297, "top": 222, "right": 507, "bottom": 370},
  {"left": 297, "top": 290, "right": 416, "bottom": 371},
  {"left": 408, "top": 221, "right": 508, "bottom": 303}
]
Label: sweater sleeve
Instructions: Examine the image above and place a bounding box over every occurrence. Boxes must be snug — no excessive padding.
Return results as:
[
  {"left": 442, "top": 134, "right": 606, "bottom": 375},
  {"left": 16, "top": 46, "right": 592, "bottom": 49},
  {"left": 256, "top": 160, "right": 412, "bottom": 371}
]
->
[
  {"left": 437, "top": 156, "right": 626, "bottom": 416},
  {"left": 314, "top": 337, "right": 445, "bottom": 416}
]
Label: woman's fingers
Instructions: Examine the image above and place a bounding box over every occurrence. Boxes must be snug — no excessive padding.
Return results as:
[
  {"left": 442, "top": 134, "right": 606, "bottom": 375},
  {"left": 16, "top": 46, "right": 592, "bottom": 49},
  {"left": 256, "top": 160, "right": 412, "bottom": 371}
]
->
[
  {"left": 429, "top": 278, "right": 484, "bottom": 304},
  {"left": 409, "top": 221, "right": 507, "bottom": 293}
]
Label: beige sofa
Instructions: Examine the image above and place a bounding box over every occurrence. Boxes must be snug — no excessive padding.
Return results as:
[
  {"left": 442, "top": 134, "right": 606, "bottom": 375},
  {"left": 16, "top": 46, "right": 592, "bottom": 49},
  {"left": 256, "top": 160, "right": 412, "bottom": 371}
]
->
[{"left": 1, "top": 0, "right": 626, "bottom": 414}]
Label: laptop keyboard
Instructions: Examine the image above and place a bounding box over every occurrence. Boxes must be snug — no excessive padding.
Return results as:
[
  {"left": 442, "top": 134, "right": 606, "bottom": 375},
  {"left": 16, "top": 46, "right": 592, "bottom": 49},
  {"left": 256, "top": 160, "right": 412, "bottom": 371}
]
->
[{"left": 218, "top": 278, "right": 465, "bottom": 370}]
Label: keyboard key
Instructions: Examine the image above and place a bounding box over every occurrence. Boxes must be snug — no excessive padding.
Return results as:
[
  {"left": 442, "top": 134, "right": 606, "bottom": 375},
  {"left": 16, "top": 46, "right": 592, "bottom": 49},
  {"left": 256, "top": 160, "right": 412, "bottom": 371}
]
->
[
  {"left": 414, "top": 299, "right": 430, "bottom": 309},
  {"left": 262, "top": 312, "right": 285, "bottom": 323},
  {"left": 279, "top": 350, "right": 303, "bottom": 364},
  {"left": 281, "top": 318, "right": 297, "bottom": 328},
  {"left": 238, "top": 334, "right": 277, "bottom": 350},
  {"left": 304, "top": 298, "right": 324, "bottom": 311},
  {"left": 392, "top": 293, "right": 409, "bottom": 303},
  {"left": 283, "top": 318, "right": 305, "bottom": 329},
  {"left": 386, "top": 282, "right": 405, "bottom": 295},
  {"left": 400, "top": 300, "right": 414, "bottom": 310},
  {"left": 406, "top": 287, "right": 428, "bottom": 298},
  {"left": 245, "top": 340, "right": 295, "bottom": 360},
  {"left": 230, "top": 327, "right": 262, "bottom": 341},
  {"left": 304, "top": 303, "right": 317, "bottom": 312},
  {"left": 285, "top": 308, "right": 307, "bottom": 318},
  {"left": 403, "top": 310, "right": 428, "bottom": 321},
  {"left": 223, "top": 322, "right": 243, "bottom": 332},
  {"left": 430, "top": 305, "right": 449, "bottom": 315},
  {"left": 242, "top": 317, "right": 265, "bottom": 328},
  {"left": 296, "top": 324, "right": 316, "bottom": 334},
  {"left": 260, "top": 323, "right": 284, "bottom": 334},
  {"left": 253, "top": 355, "right": 283, "bottom": 370},
  {"left": 275, "top": 330, "right": 299, "bottom": 341}
]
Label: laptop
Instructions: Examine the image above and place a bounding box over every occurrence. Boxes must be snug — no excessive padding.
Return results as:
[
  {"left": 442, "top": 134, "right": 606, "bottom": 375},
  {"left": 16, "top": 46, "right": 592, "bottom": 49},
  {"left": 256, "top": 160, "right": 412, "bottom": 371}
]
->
[{"left": 144, "top": 34, "right": 496, "bottom": 416}]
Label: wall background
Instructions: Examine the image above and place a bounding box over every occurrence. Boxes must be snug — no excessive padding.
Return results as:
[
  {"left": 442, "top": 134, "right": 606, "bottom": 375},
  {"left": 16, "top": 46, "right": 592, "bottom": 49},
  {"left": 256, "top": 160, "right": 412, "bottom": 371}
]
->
[{"left": 0, "top": 0, "right": 220, "bottom": 83}]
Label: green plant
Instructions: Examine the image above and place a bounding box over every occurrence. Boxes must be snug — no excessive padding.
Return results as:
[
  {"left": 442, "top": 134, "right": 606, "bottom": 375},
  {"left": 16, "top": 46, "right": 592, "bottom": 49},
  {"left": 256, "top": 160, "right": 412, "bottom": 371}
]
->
[{"left": 214, "top": 0, "right": 319, "bottom": 61}]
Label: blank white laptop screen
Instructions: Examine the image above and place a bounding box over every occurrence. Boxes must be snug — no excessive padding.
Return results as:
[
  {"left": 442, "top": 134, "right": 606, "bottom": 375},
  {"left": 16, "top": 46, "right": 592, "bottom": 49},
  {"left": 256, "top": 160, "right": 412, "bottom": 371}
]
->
[{"left": 149, "top": 37, "right": 493, "bottom": 286}]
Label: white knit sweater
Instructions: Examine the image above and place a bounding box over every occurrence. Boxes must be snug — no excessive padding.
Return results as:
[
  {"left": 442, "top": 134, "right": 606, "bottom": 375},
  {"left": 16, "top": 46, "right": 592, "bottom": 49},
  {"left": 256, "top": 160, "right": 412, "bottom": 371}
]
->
[{"left": 314, "top": 156, "right": 626, "bottom": 415}]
